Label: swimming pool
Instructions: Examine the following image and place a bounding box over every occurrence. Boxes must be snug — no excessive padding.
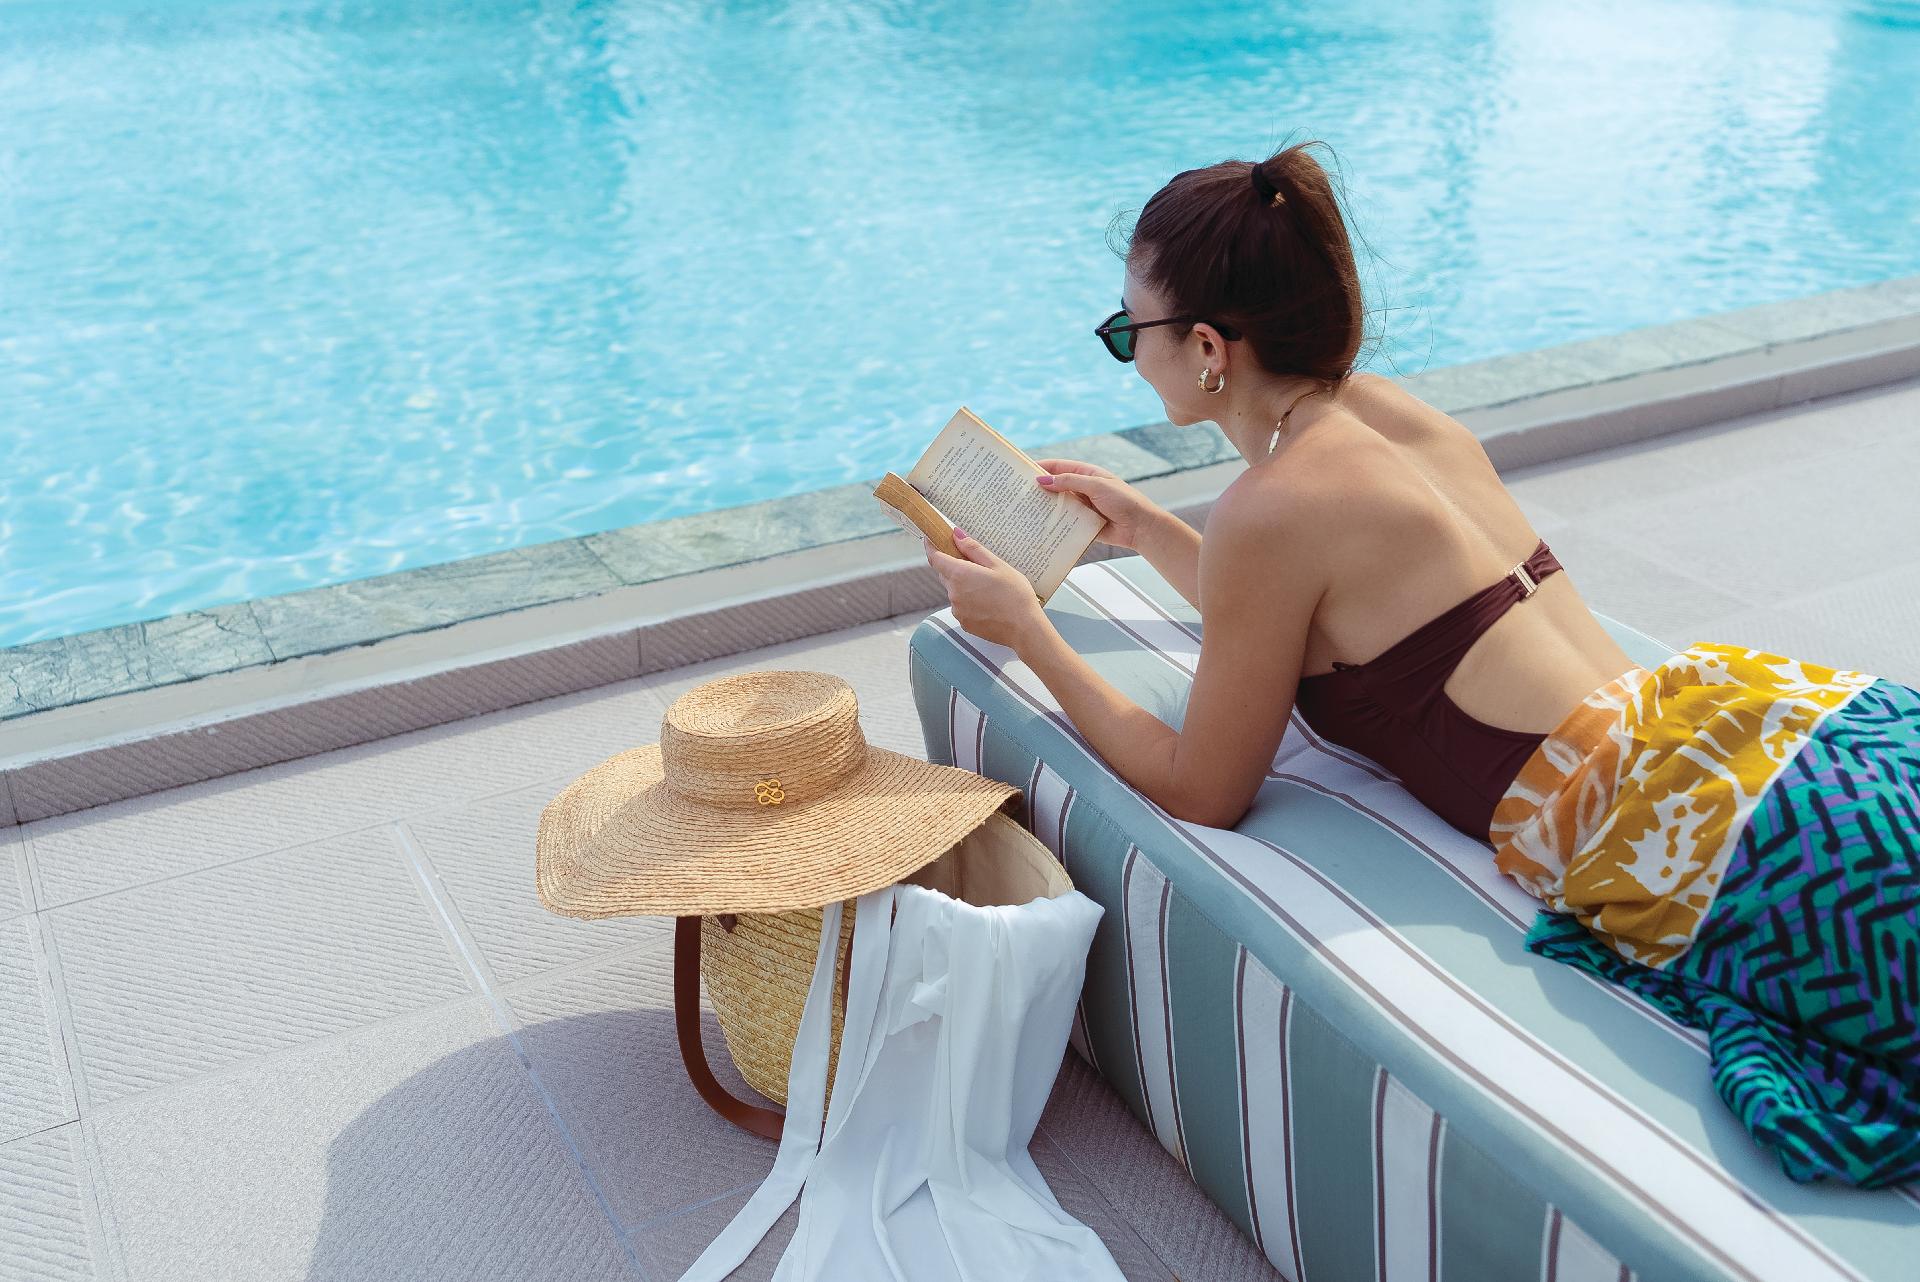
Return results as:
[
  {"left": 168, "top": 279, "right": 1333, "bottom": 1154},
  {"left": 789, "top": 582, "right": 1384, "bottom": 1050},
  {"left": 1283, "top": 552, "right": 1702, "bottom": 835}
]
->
[{"left": 3, "top": 0, "right": 1917, "bottom": 648}]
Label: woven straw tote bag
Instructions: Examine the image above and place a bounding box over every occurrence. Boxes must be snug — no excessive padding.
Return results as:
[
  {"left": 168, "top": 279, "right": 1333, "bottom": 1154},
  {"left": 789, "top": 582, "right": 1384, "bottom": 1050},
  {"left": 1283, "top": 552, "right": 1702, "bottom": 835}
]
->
[{"left": 699, "top": 807, "right": 1072, "bottom": 1109}]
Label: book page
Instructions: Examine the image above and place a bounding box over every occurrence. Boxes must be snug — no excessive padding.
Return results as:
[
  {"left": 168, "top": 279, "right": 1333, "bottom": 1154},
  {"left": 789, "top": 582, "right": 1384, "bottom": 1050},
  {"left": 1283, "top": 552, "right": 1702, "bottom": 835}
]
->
[{"left": 905, "top": 408, "right": 1105, "bottom": 597}]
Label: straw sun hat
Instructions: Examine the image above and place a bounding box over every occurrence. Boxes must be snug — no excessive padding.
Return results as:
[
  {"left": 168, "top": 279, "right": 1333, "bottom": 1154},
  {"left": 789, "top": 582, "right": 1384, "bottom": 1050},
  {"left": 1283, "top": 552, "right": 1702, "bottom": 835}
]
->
[{"left": 535, "top": 669, "right": 1022, "bottom": 919}]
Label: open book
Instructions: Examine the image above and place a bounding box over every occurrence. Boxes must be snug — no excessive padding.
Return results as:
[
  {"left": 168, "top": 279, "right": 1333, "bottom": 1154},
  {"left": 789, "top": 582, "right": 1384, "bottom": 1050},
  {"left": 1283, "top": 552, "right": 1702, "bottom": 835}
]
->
[{"left": 873, "top": 407, "right": 1109, "bottom": 605}]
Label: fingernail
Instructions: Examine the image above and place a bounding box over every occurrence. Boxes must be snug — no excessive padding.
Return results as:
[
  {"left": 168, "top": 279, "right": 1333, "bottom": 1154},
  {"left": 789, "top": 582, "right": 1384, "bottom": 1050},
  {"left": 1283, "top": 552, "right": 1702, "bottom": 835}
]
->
[
  {"left": 953, "top": 528, "right": 968, "bottom": 541},
  {"left": 1037, "top": 475, "right": 1054, "bottom": 485}
]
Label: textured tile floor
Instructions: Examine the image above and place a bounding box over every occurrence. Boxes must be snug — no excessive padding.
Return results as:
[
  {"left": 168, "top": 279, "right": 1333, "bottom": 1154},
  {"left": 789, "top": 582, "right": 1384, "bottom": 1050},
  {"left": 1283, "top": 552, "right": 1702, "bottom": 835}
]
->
[{"left": 3, "top": 375, "right": 1916, "bottom": 1281}]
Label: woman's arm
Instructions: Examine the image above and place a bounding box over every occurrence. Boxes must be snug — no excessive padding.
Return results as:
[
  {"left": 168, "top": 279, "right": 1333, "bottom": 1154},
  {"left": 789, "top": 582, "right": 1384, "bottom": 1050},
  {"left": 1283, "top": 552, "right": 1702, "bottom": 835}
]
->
[
  {"left": 1014, "top": 479, "right": 1320, "bottom": 827},
  {"left": 1016, "top": 620, "right": 1181, "bottom": 807},
  {"left": 1133, "top": 509, "right": 1203, "bottom": 611}
]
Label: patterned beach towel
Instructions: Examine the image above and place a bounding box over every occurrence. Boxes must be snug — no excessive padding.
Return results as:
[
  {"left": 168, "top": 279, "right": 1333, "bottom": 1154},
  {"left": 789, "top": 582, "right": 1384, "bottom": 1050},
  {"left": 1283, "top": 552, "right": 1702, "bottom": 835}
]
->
[{"left": 1488, "top": 642, "right": 1920, "bottom": 1188}]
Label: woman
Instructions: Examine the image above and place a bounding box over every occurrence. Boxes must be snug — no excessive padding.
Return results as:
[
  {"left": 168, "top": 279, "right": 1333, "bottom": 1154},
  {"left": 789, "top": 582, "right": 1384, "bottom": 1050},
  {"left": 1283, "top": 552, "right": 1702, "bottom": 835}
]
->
[
  {"left": 925, "top": 141, "right": 1919, "bottom": 1188},
  {"left": 927, "top": 140, "right": 1634, "bottom": 847}
]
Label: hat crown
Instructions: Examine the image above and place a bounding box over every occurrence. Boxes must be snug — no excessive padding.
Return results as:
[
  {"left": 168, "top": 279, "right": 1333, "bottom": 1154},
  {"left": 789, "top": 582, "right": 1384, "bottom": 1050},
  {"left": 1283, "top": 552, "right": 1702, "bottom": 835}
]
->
[{"left": 660, "top": 671, "right": 868, "bottom": 809}]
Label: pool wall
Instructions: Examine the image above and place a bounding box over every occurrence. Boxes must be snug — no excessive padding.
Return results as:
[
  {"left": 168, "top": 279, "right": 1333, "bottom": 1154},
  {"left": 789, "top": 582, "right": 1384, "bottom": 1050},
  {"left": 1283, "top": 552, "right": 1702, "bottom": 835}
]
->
[{"left": 4, "top": 274, "right": 1918, "bottom": 828}]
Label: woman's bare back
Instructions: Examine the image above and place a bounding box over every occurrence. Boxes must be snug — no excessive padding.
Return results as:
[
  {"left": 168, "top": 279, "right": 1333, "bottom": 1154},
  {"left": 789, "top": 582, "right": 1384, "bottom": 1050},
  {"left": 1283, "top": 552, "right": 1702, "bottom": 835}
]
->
[{"left": 1280, "top": 373, "right": 1639, "bottom": 736}]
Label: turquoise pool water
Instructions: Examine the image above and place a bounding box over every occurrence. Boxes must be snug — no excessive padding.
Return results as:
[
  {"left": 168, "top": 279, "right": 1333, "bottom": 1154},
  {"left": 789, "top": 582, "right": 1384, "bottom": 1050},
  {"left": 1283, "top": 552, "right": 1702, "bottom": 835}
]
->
[{"left": 3, "top": 0, "right": 1918, "bottom": 648}]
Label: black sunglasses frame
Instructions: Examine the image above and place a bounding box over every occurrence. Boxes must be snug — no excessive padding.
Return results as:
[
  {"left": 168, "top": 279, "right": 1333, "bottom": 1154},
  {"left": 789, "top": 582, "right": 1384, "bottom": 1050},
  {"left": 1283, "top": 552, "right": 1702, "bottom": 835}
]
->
[{"left": 1094, "top": 308, "right": 1243, "bottom": 363}]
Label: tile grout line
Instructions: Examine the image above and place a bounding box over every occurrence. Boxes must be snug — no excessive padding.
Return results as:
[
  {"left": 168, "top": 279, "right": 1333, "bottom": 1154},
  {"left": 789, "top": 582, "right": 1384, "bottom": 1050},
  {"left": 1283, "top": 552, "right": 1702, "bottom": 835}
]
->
[
  {"left": 485, "top": 932, "right": 680, "bottom": 1004},
  {"left": 0, "top": 1119, "right": 73, "bottom": 1149},
  {"left": 21, "top": 834, "right": 84, "bottom": 1115},
  {"left": 19, "top": 824, "right": 44, "bottom": 916},
  {"left": 22, "top": 764, "right": 606, "bottom": 917},
  {"left": 20, "top": 811, "right": 446, "bottom": 917},
  {"left": 243, "top": 598, "right": 279, "bottom": 664},
  {"left": 23, "top": 833, "right": 132, "bottom": 1282},
  {"left": 388, "top": 819, "right": 656, "bottom": 1282},
  {"left": 72, "top": 992, "right": 487, "bottom": 1115},
  {"left": 72, "top": 1119, "right": 131, "bottom": 1282},
  {"left": 6, "top": 829, "right": 35, "bottom": 922},
  {"left": 621, "top": 1177, "right": 769, "bottom": 1236}
]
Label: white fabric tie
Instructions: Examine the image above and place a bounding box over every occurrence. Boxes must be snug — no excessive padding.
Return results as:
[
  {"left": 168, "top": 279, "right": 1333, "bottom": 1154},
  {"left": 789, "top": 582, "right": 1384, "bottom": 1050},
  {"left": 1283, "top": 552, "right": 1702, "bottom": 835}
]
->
[{"left": 675, "top": 879, "right": 1121, "bottom": 1281}]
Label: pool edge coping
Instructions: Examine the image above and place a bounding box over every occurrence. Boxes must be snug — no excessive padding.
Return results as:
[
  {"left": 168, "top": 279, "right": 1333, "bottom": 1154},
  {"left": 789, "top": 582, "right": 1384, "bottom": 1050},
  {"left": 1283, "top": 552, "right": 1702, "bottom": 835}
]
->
[{"left": 5, "top": 273, "right": 1920, "bottom": 827}]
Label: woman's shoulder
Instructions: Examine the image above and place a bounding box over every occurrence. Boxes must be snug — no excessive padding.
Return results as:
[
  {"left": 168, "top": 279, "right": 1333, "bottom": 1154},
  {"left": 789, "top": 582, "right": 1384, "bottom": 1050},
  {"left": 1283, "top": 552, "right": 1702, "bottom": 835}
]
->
[
  {"left": 1208, "top": 449, "right": 1357, "bottom": 570},
  {"left": 1216, "top": 410, "right": 1442, "bottom": 558},
  {"left": 1213, "top": 448, "right": 1317, "bottom": 527}
]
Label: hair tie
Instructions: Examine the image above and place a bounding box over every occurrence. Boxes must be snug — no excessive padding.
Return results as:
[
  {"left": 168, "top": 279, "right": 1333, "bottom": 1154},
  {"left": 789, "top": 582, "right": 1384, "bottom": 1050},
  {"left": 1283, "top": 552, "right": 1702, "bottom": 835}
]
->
[{"left": 1249, "top": 162, "right": 1285, "bottom": 208}]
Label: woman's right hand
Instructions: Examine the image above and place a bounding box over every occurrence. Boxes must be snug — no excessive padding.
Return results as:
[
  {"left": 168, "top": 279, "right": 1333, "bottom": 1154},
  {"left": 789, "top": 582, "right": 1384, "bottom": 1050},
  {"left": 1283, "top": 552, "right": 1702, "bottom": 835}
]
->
[{"left": 1031, "top": 458, "right": 1166, "bottom": 552}]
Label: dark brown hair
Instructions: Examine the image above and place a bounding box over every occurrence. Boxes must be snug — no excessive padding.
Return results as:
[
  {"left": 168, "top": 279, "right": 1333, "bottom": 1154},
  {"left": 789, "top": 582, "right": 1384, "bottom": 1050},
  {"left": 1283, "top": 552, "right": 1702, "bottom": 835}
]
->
[{"left": 1112, "top": 138, "right": 1370, "bottom": 402}]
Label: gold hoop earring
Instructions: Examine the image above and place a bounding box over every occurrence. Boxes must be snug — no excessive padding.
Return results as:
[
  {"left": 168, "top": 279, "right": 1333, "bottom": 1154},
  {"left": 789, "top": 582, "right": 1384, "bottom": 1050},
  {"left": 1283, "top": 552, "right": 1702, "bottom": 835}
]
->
[{"left": 1198, "top": 367, "right": 1226, "bottom": 394}]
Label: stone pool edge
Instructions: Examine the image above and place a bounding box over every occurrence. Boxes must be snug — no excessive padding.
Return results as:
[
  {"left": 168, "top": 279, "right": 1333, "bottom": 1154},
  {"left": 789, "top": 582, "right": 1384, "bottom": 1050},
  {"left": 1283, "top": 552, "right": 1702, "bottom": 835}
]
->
[{"left": 3, "top": 272, "right": 1919, "bottom": 827}]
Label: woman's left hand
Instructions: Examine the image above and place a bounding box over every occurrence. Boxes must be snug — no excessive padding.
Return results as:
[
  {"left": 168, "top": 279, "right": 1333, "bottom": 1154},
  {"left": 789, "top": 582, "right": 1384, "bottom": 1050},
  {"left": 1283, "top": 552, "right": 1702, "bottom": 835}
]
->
[{"left": 925, "top": 529, "right": 1048, "bottom": 651}]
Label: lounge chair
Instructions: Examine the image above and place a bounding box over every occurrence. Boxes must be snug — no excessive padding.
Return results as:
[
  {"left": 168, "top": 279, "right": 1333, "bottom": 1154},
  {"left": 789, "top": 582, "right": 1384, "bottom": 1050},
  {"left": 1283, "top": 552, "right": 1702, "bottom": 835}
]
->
[{"left": 905, "top": 552, "right": 1917, "bottom": 1282}]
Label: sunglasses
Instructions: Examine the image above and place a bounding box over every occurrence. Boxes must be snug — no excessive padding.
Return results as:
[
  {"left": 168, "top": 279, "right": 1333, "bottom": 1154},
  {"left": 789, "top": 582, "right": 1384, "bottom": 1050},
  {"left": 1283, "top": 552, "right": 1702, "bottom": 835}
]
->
[{"left": 1094, "top": 307, "right": 1243, "bottom": 363}]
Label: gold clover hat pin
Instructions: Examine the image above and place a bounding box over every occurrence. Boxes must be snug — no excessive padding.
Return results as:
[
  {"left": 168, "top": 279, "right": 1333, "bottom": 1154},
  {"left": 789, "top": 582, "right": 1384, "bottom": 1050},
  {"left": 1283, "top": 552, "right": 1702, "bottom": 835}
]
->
[{"left": 534, "top": 670, "right": 1021, "bottom": 918}]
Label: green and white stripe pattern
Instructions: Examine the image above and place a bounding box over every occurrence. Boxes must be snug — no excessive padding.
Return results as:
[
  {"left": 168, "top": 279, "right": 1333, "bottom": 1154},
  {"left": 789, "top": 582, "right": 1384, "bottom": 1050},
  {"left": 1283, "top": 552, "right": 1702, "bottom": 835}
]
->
[{"left": 906, "top": 554, "right": 1918, "bottom": 1282}]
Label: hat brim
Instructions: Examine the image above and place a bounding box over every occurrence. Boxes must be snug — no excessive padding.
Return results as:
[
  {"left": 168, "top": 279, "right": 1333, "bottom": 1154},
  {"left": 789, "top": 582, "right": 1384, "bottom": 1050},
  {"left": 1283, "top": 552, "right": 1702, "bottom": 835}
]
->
[{"left": 535, "top": 742, "right": 1022, "bottom": 918}]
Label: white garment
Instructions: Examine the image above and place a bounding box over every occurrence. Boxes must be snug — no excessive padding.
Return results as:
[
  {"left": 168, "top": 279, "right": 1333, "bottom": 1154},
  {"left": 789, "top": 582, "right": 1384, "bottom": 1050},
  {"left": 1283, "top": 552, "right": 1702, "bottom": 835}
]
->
[{"left": 676, "top": 878, "right": 1124, "bottom": 1282}]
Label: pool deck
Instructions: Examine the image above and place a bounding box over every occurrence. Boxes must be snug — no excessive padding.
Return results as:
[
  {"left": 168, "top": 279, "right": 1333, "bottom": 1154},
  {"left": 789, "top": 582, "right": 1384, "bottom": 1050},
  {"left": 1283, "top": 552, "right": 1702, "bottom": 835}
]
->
[{"left": 3, "top": 372, "right": 1916, "bottom": 1281}]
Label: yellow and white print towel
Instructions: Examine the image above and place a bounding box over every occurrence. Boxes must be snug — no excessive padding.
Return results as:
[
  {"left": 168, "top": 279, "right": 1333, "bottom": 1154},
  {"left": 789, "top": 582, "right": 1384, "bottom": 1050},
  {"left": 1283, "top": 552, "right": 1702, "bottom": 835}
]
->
[{"left": 1488, "top": 642, "right": 1880, "bottom": 967}]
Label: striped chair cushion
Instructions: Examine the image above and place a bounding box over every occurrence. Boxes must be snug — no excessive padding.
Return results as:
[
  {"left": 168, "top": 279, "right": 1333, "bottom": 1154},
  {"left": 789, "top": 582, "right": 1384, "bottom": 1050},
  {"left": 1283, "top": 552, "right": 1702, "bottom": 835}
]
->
[{"left": 905, "top": 552, "right": 1917, "bottom": 1282}]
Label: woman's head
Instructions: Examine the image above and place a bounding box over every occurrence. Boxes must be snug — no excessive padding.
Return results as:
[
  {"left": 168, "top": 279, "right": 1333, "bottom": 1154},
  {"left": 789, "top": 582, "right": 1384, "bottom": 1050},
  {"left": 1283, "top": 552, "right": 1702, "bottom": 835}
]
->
[{"left": 1111, "top": 140, "right": 1367, "bottom": 433}]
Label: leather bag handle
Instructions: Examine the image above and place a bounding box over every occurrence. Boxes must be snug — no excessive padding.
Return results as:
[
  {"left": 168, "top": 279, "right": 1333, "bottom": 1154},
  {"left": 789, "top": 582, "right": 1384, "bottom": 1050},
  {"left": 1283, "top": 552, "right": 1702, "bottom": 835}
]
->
[{"left": 673, "top": 914, "right": 856, "bottom": 1141}]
